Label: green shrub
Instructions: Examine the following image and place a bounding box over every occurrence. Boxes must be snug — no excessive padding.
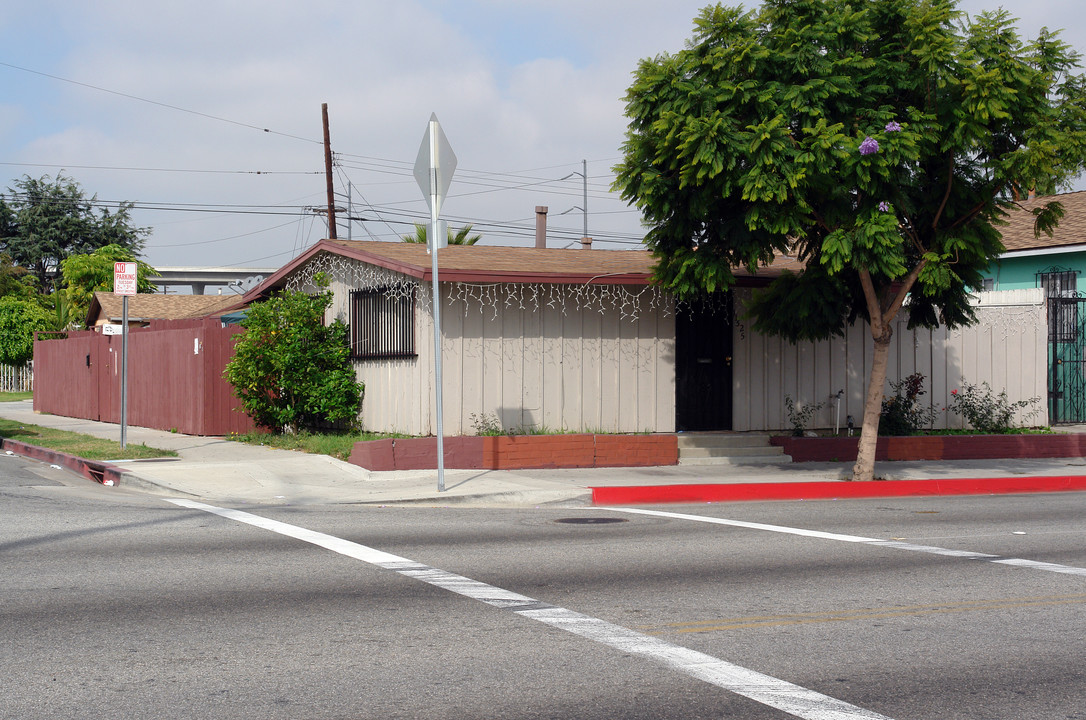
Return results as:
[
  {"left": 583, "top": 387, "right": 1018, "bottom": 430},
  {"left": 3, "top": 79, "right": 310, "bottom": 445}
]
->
[
  {"left": 224, "top": 274, "right": 364, "bottom": 434},
  {"left": 946, "top": 381, "right": 1040, "bottom": 434},
  {"left": 880, "top": 372, "right": 938, "bottom": 436},
  {"left": 0, "top": 297, "right": 52, "bottom": 364}
]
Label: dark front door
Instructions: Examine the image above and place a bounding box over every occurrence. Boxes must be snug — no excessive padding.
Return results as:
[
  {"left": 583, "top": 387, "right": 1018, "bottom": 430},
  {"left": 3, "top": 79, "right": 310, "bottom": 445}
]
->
[{"left": 675, "top": 296, "right": 733, "bottom": 431}]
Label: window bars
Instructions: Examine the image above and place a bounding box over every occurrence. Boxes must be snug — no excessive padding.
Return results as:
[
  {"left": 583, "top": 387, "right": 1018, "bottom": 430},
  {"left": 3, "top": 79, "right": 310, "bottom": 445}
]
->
[{"left": 349, "top": 288, "right": 416, "bottom": 359}]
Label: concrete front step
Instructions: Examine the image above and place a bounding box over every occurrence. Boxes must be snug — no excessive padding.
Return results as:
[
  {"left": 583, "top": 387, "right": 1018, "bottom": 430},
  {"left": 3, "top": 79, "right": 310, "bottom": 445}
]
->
[
  {"left": 677, "top": 433, "right": 774, "bottom": 448},
  {"left": 680, "top": 445, "right": 787, "bottom": 458},
  {"left": 676, "top": 432, "right": 793, "bottom": 465},
  {"left": 679, "top": 454, "right": 794, "bottom": 466}
]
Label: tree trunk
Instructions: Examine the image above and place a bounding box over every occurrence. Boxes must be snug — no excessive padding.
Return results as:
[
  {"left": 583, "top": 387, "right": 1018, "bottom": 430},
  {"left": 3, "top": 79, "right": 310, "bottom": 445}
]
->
[{"left": 852, "top": 328, "right": 892, "bottom": 482}]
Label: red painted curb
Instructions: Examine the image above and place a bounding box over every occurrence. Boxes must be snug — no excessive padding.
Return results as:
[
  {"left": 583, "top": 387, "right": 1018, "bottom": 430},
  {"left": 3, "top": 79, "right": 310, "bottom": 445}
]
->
[
  {"left": 591, "top": 476, "right": 1086, "bottom": 505},
  {"left": 1, "top": 439, "right": 125, "bottom": 486}
]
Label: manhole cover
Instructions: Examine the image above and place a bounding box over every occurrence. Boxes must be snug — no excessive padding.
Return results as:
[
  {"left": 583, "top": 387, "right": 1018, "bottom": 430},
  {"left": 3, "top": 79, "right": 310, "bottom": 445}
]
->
[{"left": 554, "top": 517, "right": 628, "bottom": 525}]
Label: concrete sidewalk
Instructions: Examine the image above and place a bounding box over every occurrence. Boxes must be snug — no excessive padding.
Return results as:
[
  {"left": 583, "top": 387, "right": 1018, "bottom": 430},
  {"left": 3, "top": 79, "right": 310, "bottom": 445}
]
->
[{"left": 3, "top": 399, "right": 1086, "bottom": 507}]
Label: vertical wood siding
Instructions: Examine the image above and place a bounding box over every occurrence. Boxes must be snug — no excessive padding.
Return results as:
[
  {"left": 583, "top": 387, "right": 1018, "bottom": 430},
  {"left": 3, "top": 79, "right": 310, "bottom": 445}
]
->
[
  {"left": 731, "top": 288, "right": 1048, "bottom": 431},
  {"left": 438, "top": 283, "right": 674, "bottom": 436},
  {"left": 319, "top": 257, "right": 676, "bottom": 436},
  {"left": 312, "top": 253, "right": 1045, "bottom": 436}
]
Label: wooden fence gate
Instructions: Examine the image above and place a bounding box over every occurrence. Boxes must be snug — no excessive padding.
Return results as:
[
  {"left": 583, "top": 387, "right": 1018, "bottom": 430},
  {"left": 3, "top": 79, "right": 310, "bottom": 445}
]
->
[{"left": 32, "top": 318, "right": 254, "bottom": 436}]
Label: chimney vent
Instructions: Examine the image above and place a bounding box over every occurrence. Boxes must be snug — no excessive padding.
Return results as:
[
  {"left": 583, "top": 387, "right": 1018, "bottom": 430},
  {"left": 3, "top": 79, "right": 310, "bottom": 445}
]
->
[{"left": 535, "top": 206, "right": 548, "bottom": 248}]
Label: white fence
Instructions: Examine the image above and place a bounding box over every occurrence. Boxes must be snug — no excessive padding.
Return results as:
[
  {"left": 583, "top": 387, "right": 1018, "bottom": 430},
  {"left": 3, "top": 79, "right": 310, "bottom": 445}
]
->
[{"left": 0, "top": 362, "right": 33, "bottom": 392}]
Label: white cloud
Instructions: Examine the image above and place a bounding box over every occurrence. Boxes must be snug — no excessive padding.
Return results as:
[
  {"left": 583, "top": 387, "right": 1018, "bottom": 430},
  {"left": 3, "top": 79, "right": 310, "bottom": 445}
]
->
[{"left": 3, "top": 0, "right": 1084, "bottom": 268}]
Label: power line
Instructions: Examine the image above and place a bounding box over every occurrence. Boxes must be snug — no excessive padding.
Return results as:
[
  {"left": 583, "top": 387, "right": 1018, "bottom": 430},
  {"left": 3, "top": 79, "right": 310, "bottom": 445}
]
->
[
  {"left": 149, "top": 219, "right": 302, "bottom": 248},
  {"left": 0, "top": 61, "right": 321, "bottom": 145},
  {"left": 0, "top": 161, "right": 321, "bottom": 176}
]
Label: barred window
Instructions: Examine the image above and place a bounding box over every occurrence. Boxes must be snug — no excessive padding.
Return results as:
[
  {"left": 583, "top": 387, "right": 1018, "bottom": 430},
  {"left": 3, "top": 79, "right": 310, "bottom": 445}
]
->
[
  {"left": 1039, "top": 268, "right": 1079, "bottom": 343},
  {"left": 1039, "top": 268, "right": 1077, "bottom": 299},
  {"left": 350, "top": 288, "right": 416, "bottom": 359}
]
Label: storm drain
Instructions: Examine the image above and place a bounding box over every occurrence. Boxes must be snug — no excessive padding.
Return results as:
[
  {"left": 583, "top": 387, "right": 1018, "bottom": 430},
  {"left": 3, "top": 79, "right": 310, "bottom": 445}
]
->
[{"left": 554, "top": 517, "right": 628, "bottom": 525}]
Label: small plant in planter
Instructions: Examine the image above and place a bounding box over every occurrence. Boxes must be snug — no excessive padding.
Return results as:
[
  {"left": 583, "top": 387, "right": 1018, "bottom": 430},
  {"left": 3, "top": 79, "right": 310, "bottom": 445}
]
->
[
  {"left": 469, "top": 412, "right": 503, "bottom": 436},
  {"left": 946, "top": 382, "right": 1041, "bottom": 434},
  {"left": 880, "top": 372, "right": 938, "bottom": 436},
  {"left": 784, "top": 395, "right": 825, "bottom": 437}
]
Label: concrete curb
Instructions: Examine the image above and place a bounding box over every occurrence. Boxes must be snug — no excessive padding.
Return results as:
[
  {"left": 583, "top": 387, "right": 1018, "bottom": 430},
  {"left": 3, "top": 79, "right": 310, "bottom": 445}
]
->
[
  {"left": 353, "top": 489, "right": 593, "bottom": 508},
  {"left": 2, "top": 439, "right": 127, "bottom": 487},
  {"left": 590, "top": 475, "right": 1086, "bottom": 505},
  {"left": 112, "top": 471, "right": 204, "bottom": 499}
]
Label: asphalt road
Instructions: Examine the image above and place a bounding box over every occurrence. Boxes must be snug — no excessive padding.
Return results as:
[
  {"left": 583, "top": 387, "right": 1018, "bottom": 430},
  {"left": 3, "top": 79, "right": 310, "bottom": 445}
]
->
[{"left": 3, "top": 460, "right": 1084, "bottom": 719}]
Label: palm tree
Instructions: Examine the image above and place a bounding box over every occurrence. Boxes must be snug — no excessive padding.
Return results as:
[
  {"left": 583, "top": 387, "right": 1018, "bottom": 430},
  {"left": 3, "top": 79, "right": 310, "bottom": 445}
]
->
[{"left": 401, "top": 223, "right": 481, "bottom": 245}]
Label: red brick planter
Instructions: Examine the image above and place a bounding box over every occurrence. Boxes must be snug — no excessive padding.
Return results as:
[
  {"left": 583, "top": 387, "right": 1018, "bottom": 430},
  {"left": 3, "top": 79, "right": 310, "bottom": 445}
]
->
[
  {"left": 771, "top": 434, "right": 1086, "bottom": 462},
  {"left": 349, "top": 434, "right": 678, "bottom": 471}
]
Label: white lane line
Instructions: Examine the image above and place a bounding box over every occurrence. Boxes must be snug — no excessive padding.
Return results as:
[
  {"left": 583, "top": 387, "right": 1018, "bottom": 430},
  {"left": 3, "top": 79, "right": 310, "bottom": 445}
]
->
[
  {"left": 168, "top": 499, "right": 893, "bottom": 720},
  {"left": 602, "top": 508, "right": 1086, "bottom": 577}
]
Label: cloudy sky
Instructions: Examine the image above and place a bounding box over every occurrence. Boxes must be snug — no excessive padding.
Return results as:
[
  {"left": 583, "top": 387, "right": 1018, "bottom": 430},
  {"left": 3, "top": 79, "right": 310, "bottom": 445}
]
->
[{"left": 2, "top": 0, "right": 1084, "bottom": 273}]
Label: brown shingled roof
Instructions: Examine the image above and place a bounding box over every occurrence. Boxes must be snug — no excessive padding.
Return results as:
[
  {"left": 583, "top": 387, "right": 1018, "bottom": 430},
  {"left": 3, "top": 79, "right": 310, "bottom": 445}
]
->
[
  {"left": 87, "top": 292, "right": 242, "bottom": 326},
  {"left": 244, "top": 239, "right": 803, "bottom": 302},
  {"left": 322, "top": 240, "right": 659, "bottom": 283},
  {"left": 998, "top": 190, "right": 1086, "bottom": 253}
]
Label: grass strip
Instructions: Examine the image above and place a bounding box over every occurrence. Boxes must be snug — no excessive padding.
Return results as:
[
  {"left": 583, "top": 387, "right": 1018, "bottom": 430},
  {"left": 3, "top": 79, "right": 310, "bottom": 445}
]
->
[
  {"left": 0, "top": 392, "right": 33, "bottom": 402},
  {"left": 0, "top": 418, "right": 177, "bottom": 461},
  {"left": 227, "top": 430, "right": 407, "bottom": 461}
]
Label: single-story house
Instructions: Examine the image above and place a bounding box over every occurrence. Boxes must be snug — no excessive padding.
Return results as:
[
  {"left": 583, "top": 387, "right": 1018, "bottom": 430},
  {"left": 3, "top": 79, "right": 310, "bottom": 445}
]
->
[
  {"left": 978, "top": 190, "right": 1086, "bottom": 423},
  {"left": 242, "top": 236, "right": 1048, "bottom": 436},
  {"left": 980, "top": 190, "right": 1086, "bottom": 293},
  {"left": 86, "top": 291, "right": 243, "bottom": 329}
]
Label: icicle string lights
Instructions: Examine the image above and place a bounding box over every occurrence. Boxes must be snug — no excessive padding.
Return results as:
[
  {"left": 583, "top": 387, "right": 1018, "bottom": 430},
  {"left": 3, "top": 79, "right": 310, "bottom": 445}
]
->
[
  {"left": 449, "top": 281, "right": 670, "bottom": 321},
  {"left": 286, "top": 253, "right": 678, "bottom": 322},
  {"left": 287, "top": 253, "right": 418, "bottom": 302}
]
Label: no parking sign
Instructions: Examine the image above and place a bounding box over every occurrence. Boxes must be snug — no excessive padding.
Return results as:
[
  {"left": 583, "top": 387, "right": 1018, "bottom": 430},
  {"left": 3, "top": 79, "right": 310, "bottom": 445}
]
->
[{"left": 114, "top": 262, "right": 137, "bottom": 296}]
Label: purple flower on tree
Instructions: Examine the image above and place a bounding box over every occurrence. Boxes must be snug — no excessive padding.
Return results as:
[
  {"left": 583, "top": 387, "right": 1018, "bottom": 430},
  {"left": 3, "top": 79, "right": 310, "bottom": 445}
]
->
[
  {"left": 859, "top": 136, "right": 879, "bottom": 155},
  {"left": 885, "top": 121, "right": 902, "bottom": 132},
  {"left": 878, "top": 201, "right": 891, "bottom": 212}
]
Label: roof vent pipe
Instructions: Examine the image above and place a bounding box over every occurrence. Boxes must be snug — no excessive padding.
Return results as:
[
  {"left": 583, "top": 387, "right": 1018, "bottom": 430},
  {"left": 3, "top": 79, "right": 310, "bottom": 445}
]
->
[{"left": 535, "top": 206, "right": 548, "bottom": 248}]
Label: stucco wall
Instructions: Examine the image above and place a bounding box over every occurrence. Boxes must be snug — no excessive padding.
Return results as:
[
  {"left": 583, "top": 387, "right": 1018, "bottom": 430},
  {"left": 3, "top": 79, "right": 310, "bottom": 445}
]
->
[{"left": 981, "top": 250, "right": 1086, "bottom": 291}]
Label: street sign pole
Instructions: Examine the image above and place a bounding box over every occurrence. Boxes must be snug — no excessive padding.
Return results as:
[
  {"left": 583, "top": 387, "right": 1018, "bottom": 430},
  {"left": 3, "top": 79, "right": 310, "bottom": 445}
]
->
[
  {"left": 120, "top": 295, "right": 128, "bottom": 449},
  {"left": 428, "top": 119, "right": 446, "bottom": 492},
  {"left": 414, "top": 114, "right": 457, "bottom": 493},
  {"left": 114, "top": 262, "right": 137, "bottom": 450}
]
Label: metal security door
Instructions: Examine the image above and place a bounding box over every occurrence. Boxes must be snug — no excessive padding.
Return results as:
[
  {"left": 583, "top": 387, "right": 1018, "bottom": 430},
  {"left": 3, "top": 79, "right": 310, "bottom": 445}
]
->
[{"left": 1048, "top": 296, "right": 1086, "bottom": 423}]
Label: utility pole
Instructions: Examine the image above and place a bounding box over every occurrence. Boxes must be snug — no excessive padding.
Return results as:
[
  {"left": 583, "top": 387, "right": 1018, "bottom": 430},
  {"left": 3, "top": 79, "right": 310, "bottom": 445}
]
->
[{"left": 322, "top": 102, "right": 338, "bottom": 239}]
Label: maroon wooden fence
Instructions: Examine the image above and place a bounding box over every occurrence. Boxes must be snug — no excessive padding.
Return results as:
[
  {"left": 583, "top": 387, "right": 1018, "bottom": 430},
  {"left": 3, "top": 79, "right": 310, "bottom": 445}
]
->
[{"left": 33, "top": 317, "right": 254, "bottom": 436}]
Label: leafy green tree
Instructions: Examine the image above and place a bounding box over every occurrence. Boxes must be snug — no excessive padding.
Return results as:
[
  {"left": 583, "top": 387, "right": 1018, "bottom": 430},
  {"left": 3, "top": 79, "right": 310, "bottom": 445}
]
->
[
  {"left": 43, "top": 285, "right": 77, "bottom": 333},
  {"left": 0, "top": 173, "right": 149, "bottom": 289},
  {"left": 0, "top": 296, "right": 53, "bottom": 365},
  {"left": 223, "top": 275, "right": 364, "bottom": 434},
  {"left": 0, "top": 253, "right": 37, "bottom": 299},
  {"left": 614, "top": 0, "right": 1086, "bottom": 481},
  {"left": 60, "top": 244, "right": 159, "bottom": 326},
  {"left": 402, "top": 222, "right": 481, "bottom": 245}
]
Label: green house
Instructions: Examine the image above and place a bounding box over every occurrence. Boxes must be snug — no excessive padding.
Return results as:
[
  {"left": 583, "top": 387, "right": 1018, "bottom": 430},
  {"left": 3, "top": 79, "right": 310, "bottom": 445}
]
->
[{"left": 980, "top": 191, "right": 1086, "bottom": 422}]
